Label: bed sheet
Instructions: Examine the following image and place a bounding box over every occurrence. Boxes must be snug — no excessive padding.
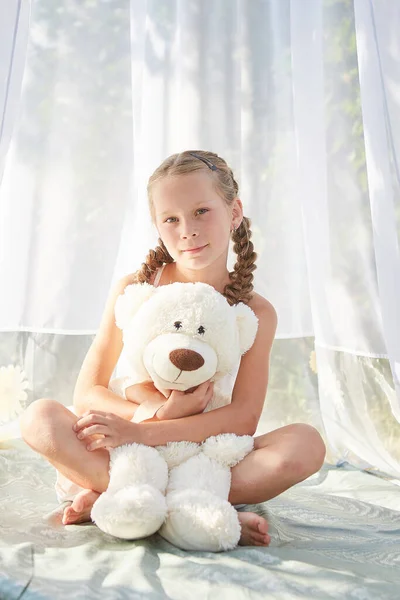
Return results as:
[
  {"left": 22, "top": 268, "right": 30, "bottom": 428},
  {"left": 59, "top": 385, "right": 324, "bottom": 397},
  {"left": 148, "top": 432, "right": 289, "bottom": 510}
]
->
[{"left": 1, "top": 439, "right": 400, "bottom": 600}]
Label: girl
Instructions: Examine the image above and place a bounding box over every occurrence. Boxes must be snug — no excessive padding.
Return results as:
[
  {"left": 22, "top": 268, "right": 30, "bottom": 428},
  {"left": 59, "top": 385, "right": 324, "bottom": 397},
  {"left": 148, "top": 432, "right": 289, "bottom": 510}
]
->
[{"left": 20, "top": 150, "right": 326, "bottom": 547}]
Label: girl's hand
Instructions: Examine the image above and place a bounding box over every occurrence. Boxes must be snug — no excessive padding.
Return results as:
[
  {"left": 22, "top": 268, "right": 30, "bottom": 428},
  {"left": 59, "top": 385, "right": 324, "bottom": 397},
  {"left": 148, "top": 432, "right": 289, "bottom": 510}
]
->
[
  {"left": 158, "top": 380, "right": 214, "bottom": 420},
  {"left": 73, "top": 410, "right": 141, "bottom": 451}
]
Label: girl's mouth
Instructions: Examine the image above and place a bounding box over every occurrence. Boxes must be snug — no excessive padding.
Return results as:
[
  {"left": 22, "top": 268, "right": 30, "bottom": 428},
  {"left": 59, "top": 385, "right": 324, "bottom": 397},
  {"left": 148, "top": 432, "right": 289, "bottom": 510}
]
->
[{"left": 183, "top": 244, "right": 208, "bottom": 254}]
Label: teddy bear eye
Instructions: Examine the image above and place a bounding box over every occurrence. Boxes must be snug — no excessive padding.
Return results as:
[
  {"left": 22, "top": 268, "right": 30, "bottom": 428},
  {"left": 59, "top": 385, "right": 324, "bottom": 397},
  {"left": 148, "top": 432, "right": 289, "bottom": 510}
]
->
[
  {"left": 198, "top": 325, "right": 206, "bottom": 335},
  {"left": 174, "top": 321, "right": 183, "bottom": 330}
]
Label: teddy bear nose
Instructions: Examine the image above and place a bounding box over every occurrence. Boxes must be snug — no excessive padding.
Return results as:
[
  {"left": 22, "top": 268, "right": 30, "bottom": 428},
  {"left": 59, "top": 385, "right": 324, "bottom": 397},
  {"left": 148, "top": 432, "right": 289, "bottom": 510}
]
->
[{"left": 169, "top": 349, "right": 205, "bottom": 371}]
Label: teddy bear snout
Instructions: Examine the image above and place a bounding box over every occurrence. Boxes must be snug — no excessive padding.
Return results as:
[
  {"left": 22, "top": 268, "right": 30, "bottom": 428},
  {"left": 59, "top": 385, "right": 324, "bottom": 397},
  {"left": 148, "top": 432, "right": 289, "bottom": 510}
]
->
[{"left": 169, "top": 349, "right": 205, "bottom": 372}]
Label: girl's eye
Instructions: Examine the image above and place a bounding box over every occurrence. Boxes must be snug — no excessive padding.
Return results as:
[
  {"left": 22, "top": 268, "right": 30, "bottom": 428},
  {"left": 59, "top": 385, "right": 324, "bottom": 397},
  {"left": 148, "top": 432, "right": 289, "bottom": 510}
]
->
[{"left": 165, "top": 209, "right": 208, "bottom": 223}]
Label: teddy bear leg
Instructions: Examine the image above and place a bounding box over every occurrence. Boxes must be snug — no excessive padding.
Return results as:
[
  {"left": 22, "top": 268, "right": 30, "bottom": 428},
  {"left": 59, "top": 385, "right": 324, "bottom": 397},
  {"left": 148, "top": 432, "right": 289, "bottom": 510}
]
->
[
  {"left": 91, "top": 443, "right": 168, "bottom": 540},
  {"left": 158, "top": 454, "right": 241, "bottom": 552},
  {"left": 158, "top": 435, "right": 255, "bottom": 551},
  {"left": 159, "top": 489, "right": 241, "bottom": 552}
]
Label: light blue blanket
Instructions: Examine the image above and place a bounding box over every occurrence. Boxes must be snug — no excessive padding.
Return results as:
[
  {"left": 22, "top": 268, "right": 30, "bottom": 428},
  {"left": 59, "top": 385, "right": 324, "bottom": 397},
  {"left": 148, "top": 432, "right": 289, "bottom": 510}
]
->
[{"left": 1, "top": 439, "right": 399, "bottom": 599}]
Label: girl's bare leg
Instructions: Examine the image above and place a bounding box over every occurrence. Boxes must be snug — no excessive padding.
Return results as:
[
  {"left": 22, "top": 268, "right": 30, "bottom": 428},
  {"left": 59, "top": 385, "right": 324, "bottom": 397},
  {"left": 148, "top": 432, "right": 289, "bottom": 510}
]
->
[
  {"left": 229, "top": 423, "right": 326, "bottom": 545},
  {"left": 20, "top": 400, "right": 325, "bottom": 546},
  {"left": 20, "top": 399, "right": 110, "bottom": 493},
  {"left": 19, "top": 399, "right": 111, "bottom": 526},
  {"left": 229, "top": 423, "right": 326, "bottom": 505}
]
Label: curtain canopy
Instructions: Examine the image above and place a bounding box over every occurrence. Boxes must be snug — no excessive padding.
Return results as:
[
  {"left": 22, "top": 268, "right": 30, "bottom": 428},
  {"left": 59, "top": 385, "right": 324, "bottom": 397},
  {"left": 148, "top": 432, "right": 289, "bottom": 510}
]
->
[{"left": 1, "top": 0, "right": 400, "bottom": 478}]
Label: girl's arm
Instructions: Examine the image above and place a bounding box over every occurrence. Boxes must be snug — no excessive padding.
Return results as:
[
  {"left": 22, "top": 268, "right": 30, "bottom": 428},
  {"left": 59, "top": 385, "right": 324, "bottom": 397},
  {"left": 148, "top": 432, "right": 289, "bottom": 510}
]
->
[
  {"left": 74, "top": 400, "right": 253, "bottom": 450},
  {"left": 74, "top": 382, "right": 165, "bottom": 420},
  {"left": 139, "top": 402, "right": 254, "bottom": 445}
]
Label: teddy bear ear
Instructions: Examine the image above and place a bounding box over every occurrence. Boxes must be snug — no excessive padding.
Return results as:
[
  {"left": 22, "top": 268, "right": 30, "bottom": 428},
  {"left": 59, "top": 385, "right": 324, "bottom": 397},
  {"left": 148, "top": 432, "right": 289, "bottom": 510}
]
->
[
  {"left": 234, "top": 303, "right": 259, "bottom": 354},
  {"left": 114, "top": 283, "right": 155, "bottom": 329}
]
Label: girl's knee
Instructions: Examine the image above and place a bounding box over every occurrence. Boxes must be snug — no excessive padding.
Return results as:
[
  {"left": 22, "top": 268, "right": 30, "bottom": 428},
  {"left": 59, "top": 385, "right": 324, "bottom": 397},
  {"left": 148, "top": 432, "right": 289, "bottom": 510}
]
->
[
  {"left": 20, "top": 398, "right": 67, "bottom": 446},
  {"left": 289, "top": 423, "right": 326, "bottom": 475}
]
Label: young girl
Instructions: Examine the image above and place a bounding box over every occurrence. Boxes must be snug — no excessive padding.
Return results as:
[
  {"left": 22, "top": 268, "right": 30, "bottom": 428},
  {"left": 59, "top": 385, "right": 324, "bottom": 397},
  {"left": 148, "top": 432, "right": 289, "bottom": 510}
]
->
[{"left": 20, "top": 150, "right": 326, "bottom": 547}]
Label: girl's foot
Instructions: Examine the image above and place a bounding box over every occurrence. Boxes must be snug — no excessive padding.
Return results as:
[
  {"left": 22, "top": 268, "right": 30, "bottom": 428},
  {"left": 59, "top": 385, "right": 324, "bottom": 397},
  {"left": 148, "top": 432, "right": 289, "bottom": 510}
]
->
[
  {"left": 238, "top": 511, "right": 270, "bottom": 546},
  {"left": 62, "top": 493, "right": 270, "bottom": 547},
  {"left": 62, "top": 489, "right": 100, "bottom": 525}
]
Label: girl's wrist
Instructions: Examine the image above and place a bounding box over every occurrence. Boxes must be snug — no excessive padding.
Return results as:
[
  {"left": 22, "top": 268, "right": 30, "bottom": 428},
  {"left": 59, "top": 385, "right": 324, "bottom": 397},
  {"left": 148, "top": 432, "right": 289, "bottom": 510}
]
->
[{"left": 130, "top": 420, "right": 147, "bottom": 444}]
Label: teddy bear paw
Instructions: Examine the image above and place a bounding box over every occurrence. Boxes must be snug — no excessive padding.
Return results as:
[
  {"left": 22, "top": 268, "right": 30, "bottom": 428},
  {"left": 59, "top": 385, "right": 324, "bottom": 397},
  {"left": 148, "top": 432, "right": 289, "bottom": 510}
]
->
[
  {"left": 91, "top": 484, "right": 167, "bottom": 540},
  {"left": 202, "top": 434, "right": 254, "bottom": 467}
]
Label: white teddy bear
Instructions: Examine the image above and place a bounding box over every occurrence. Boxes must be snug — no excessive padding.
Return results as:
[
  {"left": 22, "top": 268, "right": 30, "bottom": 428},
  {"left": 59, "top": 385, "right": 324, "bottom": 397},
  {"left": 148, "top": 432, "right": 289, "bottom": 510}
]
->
[{"left": 90, "top": 281, "right": 259, "bottom": 552}]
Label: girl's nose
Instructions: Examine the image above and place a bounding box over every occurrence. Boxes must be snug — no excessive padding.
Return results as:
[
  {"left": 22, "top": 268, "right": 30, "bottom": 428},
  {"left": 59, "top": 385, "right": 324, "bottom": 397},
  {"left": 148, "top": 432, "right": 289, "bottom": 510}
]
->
[{"left": 180, "top": 224, "right": 199, "bottom": 239}]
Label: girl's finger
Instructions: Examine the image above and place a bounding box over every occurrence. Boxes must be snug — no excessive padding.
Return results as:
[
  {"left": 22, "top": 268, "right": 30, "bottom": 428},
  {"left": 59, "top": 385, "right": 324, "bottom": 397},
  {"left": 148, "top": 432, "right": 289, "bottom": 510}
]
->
[
  {"left": 73, "top": 414, "right": 108, "bottom": 432},
  {"left": 86, "top": 437, "right": 110, "bottom": 451},
  {"left": 76, "top": 424, "right": 109, "bottom": 439}
]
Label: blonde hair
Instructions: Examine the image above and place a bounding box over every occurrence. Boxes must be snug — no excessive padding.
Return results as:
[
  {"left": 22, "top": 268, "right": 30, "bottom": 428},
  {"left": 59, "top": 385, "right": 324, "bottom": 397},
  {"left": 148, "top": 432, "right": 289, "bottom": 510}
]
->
[{"left": 133, "top": 150, "right": 257, "bottom": 306}]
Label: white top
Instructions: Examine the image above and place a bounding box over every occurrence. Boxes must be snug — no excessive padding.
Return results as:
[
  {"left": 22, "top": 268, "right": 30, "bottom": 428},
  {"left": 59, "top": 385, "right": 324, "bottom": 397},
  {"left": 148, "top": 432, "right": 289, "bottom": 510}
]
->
[{"left": 153, "top": 263, "right": 167, "bottom": 287}]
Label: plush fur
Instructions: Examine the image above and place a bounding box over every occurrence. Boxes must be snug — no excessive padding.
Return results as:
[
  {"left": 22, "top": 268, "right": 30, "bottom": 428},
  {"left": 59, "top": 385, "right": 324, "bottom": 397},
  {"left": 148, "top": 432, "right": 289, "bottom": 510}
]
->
[{"left": 91, "top": 281, "right": 258, "bottom": 551}]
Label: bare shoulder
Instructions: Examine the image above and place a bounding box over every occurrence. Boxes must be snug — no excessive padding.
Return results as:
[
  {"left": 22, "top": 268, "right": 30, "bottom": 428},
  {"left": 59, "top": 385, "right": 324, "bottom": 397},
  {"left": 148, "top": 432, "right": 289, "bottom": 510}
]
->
[
  {"left": 116, "top": 270, "right": 157, "bottom": 289},
  {"left": 248, "top": 291, "right": 278, "bottom": 333},
  {"left": 124, "top": 269, "right": 160, "bottom": 287}
]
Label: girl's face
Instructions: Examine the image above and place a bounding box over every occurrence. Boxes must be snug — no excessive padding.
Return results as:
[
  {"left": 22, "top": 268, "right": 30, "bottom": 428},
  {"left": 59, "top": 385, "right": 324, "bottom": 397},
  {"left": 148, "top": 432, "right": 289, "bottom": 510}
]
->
[{"left": 153, "top": 171, "right": 242, "bottom": 268}]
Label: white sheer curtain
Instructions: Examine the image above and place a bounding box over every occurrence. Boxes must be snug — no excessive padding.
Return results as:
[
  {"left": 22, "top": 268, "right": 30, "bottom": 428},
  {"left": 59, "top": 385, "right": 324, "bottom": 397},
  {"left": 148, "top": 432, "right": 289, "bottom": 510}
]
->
[{"left": 1, "top": 0, "right": 400, "bottom": 477}]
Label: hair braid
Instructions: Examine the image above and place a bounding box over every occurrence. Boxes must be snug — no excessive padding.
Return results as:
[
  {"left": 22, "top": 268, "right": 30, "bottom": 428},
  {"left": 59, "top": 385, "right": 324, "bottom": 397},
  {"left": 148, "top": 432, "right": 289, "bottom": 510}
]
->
[
  {"left": 223, "top": 216, "right": 257, "bottom": 306},
  {"left": 133, "top": 238, "right": 174, "bottom": 284}
]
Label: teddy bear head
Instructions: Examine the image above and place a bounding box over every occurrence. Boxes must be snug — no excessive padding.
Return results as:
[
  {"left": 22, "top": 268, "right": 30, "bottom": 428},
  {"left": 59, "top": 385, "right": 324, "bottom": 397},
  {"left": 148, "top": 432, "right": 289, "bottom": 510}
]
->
[{"left": 115, "top": 281, "right": 258, "bottom": 392}]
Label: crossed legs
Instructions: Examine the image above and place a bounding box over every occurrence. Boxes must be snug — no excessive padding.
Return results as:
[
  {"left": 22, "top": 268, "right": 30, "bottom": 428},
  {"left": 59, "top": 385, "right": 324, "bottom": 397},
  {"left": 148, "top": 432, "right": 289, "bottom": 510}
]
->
[{"left": 20, "top": 399, "right": 326, "bottom": 546}]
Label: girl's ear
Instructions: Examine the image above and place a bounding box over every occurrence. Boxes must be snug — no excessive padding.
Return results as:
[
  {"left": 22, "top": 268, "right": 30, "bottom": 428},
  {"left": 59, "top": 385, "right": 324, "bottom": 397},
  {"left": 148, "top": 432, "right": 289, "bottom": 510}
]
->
[
  {"left": 115, "top": 283, "right": 156, "bottom": 329},
  {"left": 234, "top": 303, "right": 259, "bottom": 354}
]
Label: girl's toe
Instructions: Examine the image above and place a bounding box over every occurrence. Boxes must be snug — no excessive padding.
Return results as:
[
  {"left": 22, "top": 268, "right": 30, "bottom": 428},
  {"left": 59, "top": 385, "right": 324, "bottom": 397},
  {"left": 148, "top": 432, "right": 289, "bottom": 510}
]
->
[{"left": 256, "top": 520, "right": 269, "bottom": 535}]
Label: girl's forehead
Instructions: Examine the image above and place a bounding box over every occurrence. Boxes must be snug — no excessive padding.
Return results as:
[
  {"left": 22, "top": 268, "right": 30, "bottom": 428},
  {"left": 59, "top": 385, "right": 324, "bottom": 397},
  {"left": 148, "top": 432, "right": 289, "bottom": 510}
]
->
[{"left": 153, "top": 172, "right": 218, "bottom": 204}]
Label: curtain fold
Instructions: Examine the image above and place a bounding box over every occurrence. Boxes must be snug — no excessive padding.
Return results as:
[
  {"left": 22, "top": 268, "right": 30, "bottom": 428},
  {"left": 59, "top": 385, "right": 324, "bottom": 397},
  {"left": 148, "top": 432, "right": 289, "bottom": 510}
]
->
[
  {"left": 0, "top": 0, "right": 30, "bottom": 183},
  {"left": 1, "top": 0, "right": 399, "bottom": 478},
  {"left": 354, "top": 0, "right": 400, "bottom": 422}
]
